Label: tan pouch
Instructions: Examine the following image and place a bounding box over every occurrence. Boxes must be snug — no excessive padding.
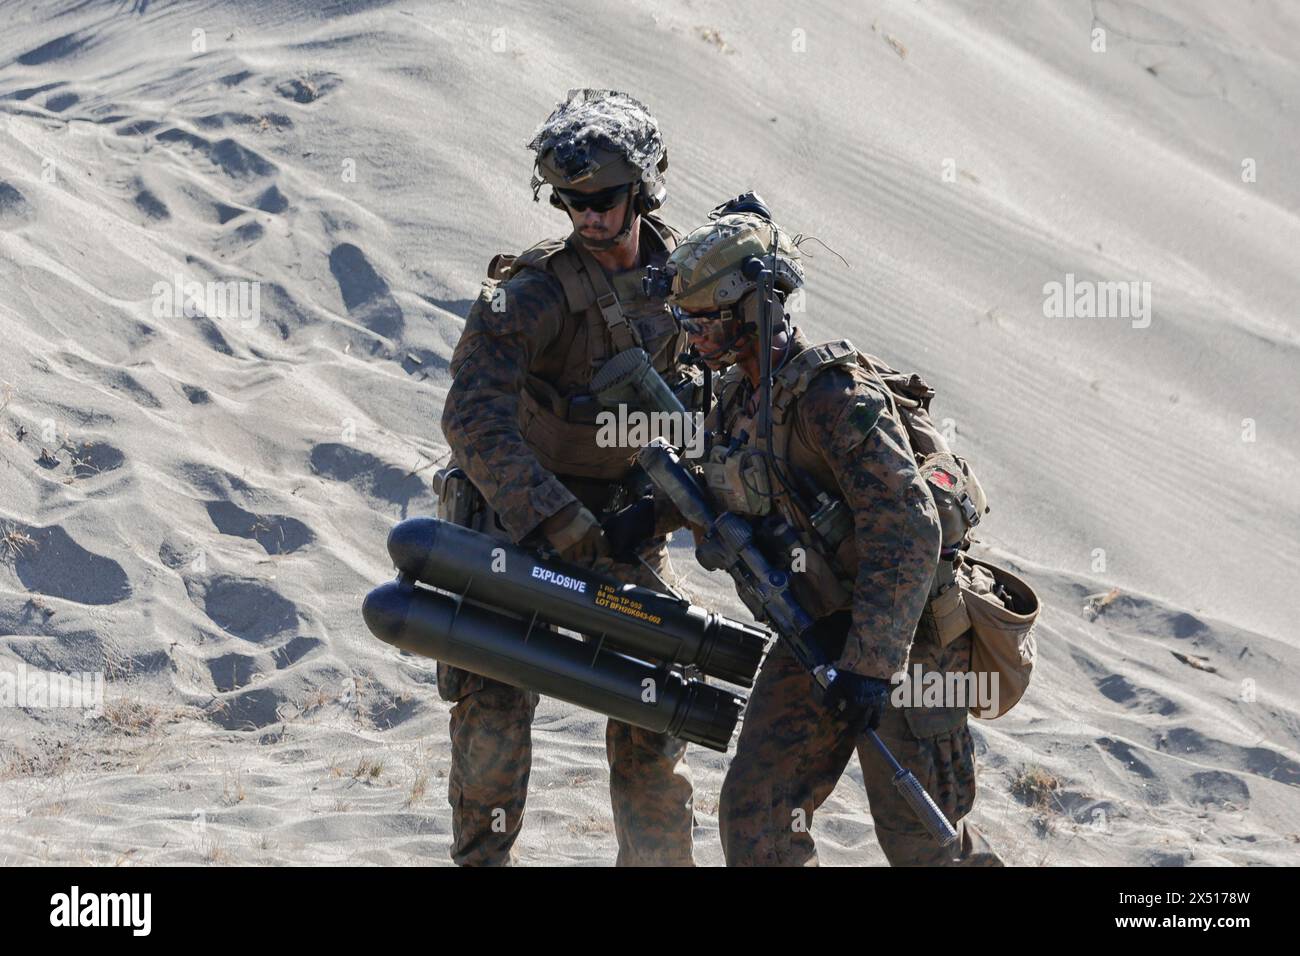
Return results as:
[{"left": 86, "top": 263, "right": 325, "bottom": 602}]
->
[
  {"left": 929, "top": 582, "right": 972, "bottom": 648},
  {"left": 700, "top": 448, "right": 772, "bottom": 516},
  {"left": 961, "top": 557, "right": 1040, "bottom": 719},
  {"left": 517, "top": 386, "right": 637, "bottom": 480}
]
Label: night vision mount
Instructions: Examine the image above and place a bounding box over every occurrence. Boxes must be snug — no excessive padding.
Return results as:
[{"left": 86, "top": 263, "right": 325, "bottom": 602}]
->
[{"left": 709, "top": 190, "right": 773, "bottom": 222}]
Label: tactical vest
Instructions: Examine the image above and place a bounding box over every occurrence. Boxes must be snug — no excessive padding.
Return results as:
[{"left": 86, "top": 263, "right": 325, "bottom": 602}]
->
[
  {"left": 702, "top": 337, "right": 988, "bottom": 621},
  {"left": 468, "top": 216, "right": 689, "bottom": 482}
]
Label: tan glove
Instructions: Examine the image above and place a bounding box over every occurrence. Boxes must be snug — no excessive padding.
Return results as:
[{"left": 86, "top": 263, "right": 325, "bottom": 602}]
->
[{"left": 540, "top": 501, "right": 610, "bottom": 566}]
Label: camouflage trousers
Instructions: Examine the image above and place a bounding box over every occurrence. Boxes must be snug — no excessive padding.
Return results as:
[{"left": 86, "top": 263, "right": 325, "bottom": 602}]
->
[
  {"left": 719, "top": 639, "right": 1003, "bottom": 867},
  {"left": 436, "top": 547, "right": 695, "bottom": 867}
]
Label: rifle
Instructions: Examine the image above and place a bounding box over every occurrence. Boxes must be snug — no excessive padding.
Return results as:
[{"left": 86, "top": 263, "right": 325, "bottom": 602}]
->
[{"left": 639, "top": 438, "right": 959, "bottom": 848}]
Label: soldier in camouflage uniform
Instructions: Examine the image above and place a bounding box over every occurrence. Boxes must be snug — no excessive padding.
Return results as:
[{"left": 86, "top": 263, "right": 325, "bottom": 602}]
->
[
  {"left": 657, "top": 200, "right": 1004, "bottom": 866},
  {"left": 437, "top": 90, "right": 697, "bottom": 866}
]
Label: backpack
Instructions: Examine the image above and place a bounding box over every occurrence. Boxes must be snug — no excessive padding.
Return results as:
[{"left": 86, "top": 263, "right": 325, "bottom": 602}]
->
[{"left": 773, "top": 339, "right": 1040, "bottom": 719}]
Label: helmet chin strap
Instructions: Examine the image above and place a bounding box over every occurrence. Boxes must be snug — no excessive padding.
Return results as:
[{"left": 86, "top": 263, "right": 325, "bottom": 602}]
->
[
  {"left": 694, "top": 318, "right": 755, "bottom": 367},
  {"left": 573, "top": 189, "right": 639, "bottom": 252}
]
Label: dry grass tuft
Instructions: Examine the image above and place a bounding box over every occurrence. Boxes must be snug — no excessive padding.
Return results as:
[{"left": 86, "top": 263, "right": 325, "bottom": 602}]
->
[
  {"left": 1011, "top": 764, "right": 1063, "bottom": 809},
  {"left": 1011, "top": 764, "right": 1067, "bottom": 838},
  {"left": 100, "top": 699, "right": 164, "bottom": 736},
  {"left": 696, "top": 27, "right": 732, "bottom": 54},
  {"left": 405, "top": 770, "right": 428, "bottom": 808},
  {"left": 1, "top": 524, "right": 38, "bottom": 562},
  {"left": 200, "top": 839, "right": 231, "bottom": 864}
]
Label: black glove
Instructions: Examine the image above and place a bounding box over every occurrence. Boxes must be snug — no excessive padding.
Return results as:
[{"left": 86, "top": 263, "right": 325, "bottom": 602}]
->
[
  {"left": 817, "top": 670, "right": 892, "bottom": 731},
  {"left": 600, "top": 497, "right": 657, "bottom": 561}
]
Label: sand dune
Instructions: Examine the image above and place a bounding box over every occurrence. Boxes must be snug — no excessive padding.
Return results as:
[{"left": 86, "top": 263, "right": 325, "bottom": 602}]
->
[{"left": 1, "top": 0, "right": 1296, "bottom": 865}]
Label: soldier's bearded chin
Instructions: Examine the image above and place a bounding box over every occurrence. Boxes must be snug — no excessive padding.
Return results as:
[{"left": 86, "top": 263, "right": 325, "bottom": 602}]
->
[{"left": 576, "top": 227, "right": 616, "bottom": 249}]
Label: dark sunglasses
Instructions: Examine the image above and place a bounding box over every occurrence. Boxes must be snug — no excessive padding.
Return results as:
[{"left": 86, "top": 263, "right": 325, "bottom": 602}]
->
[
  {"left": 556, "top": 185, "right": 630, "bottom": 213},
  {"left": 672, "top": 304, "right": 728, "bottom": 333}
]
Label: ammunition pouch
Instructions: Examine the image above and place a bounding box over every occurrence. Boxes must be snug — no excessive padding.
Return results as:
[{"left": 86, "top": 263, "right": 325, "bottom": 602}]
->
[
  {"left": 920, "top": 451, "right": 991, "bottom": 655},
  {"left": 700, "top": 445, "right": 773, "bottom": 517},
  {"left": 929, "top": 575, "right": 971, "bottom": 647},
  {"left": 787, "top": 538, "right": 853, "bottom": 620},
  {"left": 433, "top": 466, "right": 514, "bottom": 541},
  {"left": 920, "top": 452, "right": 987, "bottom": 561},
  {"left": 517, "top": 345, "right": 697, "bottom": 480},
  {"left": 808, "top": 494, "right": 853, "bottom": 552},
  {"left": 518, "top": 384, "right": 639, "bottom": 480},
  {"left": 431, "top": 465, "right": 510, "bottom": 702}
]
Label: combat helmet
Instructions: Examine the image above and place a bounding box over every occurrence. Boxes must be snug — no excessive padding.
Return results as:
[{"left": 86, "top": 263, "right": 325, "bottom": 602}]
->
[
  {"left": 661, "top": 195, "right": 804, "bottom": 353},
  {"left": 528, "top": 89, "right": 669, "bottom": 248}
]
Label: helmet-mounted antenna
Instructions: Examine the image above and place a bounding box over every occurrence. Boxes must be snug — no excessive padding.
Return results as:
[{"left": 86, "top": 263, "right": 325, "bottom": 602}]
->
[{"left": 744, "top": 238, "right": 777, "bottom": 460}]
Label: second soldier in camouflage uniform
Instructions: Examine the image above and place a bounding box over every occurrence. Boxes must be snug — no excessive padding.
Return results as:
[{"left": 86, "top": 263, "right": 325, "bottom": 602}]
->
[
  {"left": 437, "top": 91, "right": 697, "bottom": 866},
  {"left": 655, "top": 200, "right": 1004, "bottom": 866}
]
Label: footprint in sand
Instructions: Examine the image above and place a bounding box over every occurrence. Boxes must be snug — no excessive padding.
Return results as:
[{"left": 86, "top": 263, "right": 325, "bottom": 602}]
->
[
  {"left": 53, "top": 351, "right": 162, "bottom": 410},
  {"left": 215, "top": 201, "right": 244, "bottom": 224},
  {"left": 16, "top": 31, "right": 92, "bottom": 66},
  {"left": 134, "top": 188, "right": 169, "bottom": 221},
  {"left": 255, "top": 184, "right": 288, "bottom": 214},
  {"left": 6, "top": 523, "right": 131, "bottom": 606},
  {"left": 207, "top": 651, "right": 259, "bottom": 693},
  {"left": 1186, "top": 770, "right": 1250, "bottom": 810},
  {"left": 329, "top": 243, "right": 404, "bottom": 340},
  {"left": 309, "top": 443, "right": 431, "bottom": 515},
  {"left": 1096, "top": 736, "right": 1171, "bottom": 804},
  {"left": 0, "top": 181, "right": 33, "bottom": 228},
  {"left": 196, "top": 576, "right": 299, "bottom": 643},
  {"left": 1095, "top": 674, "right": 1179, "bottom": 716},
  {"left": 204, "top": 501, "right": 314, "bottom": 555},
  {"left": 1160, "top": 727, "right": 1300, "bottom": 788},
  {"left": 207, "top": 686, "right": 286, "bottom": 731},
  {"left": 180, "top": 384, "right": 210, "bottom": 404},
  {"left": 206, "top": 634, "right": 322, "bottom": 693},
  {"left": 45, "top": 90, "right": 79, "bottom": 112},
  {"left": 155, "top": 127, "right": 276, "bottom": 180},
  {"left": 7, "top": 81, "right": 63, "bottom": 101}
]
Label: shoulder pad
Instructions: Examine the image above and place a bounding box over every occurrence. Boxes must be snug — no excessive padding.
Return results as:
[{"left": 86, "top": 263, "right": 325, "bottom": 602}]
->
[
  {"left": 487, "top": 238, "right": 590, "bottom": 315},
  {"left": 772, "top": 339, "right": 861, "bottom": 422},
  {"left": 856, "top": 351, "right": 935, "bottom": 410},
  {"left": 489, "top": 237, "right": 568, "bottom": 281}
]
